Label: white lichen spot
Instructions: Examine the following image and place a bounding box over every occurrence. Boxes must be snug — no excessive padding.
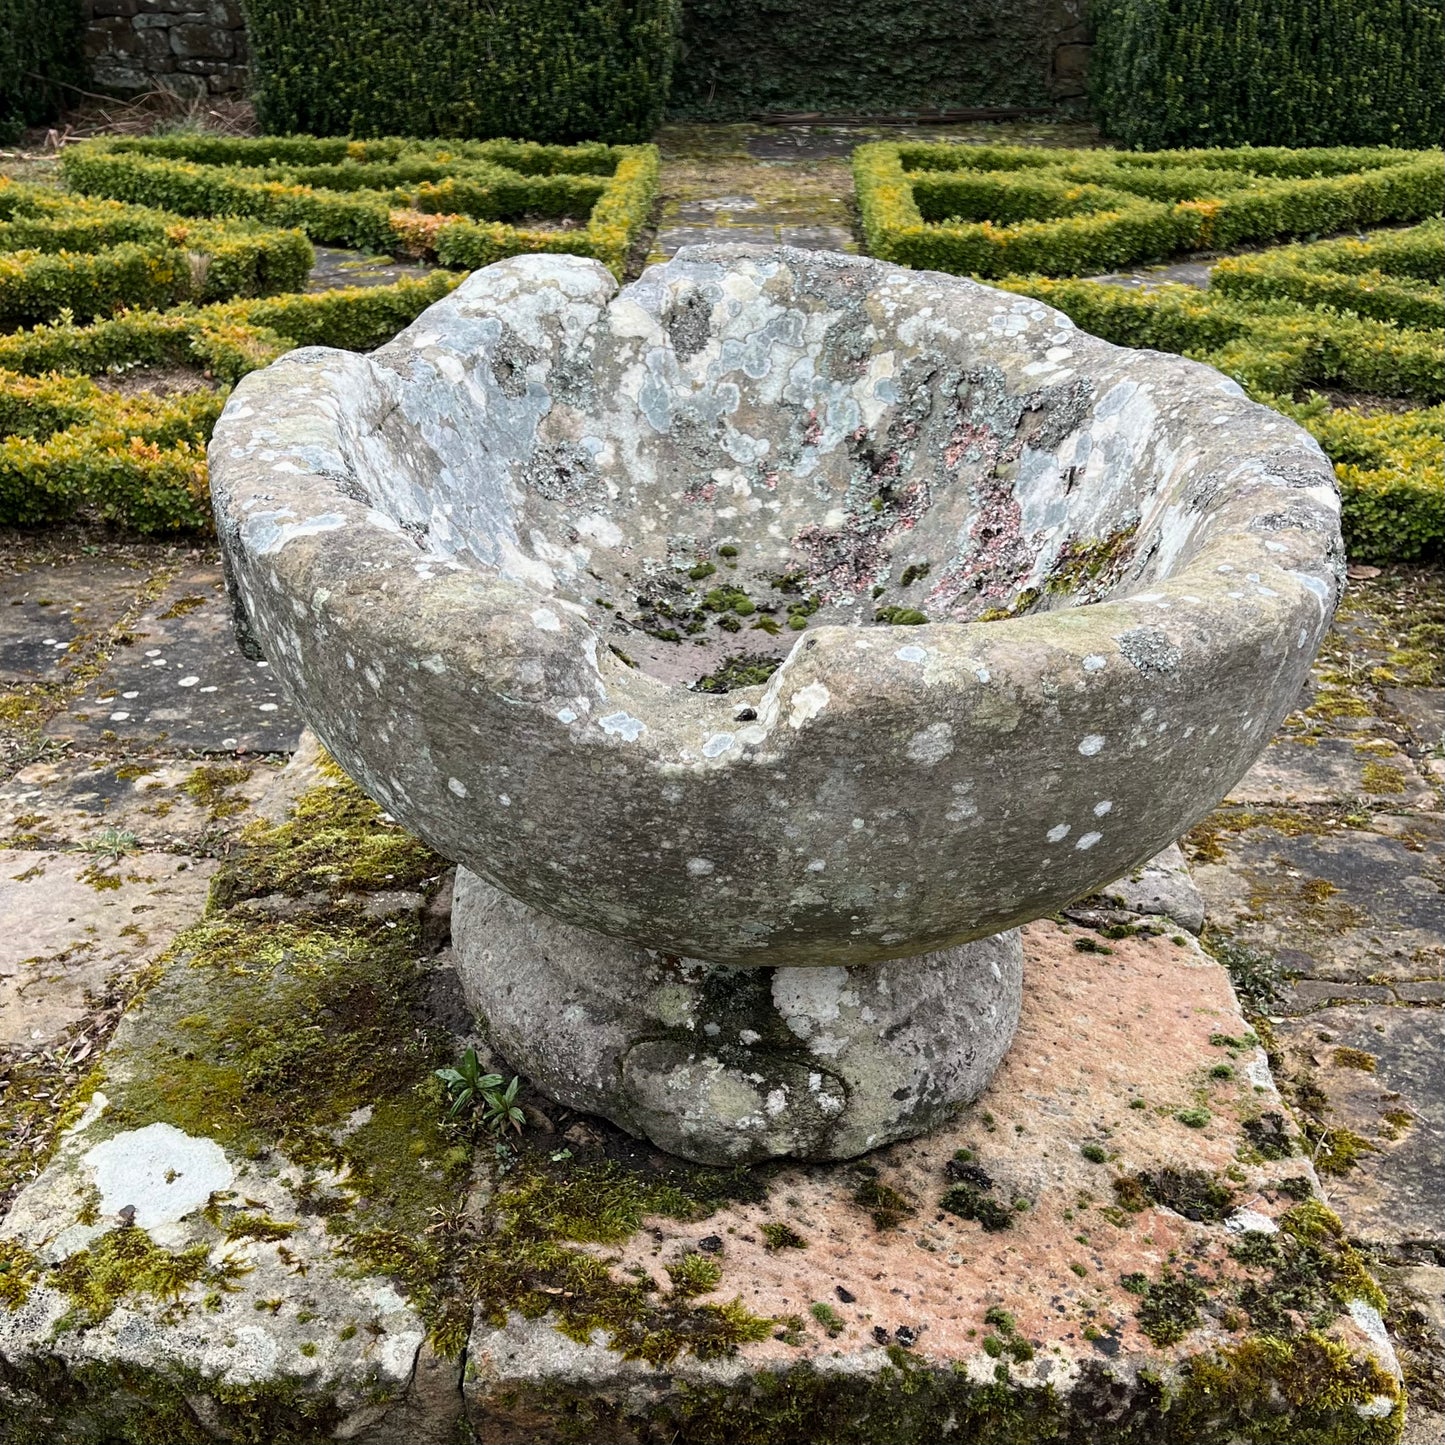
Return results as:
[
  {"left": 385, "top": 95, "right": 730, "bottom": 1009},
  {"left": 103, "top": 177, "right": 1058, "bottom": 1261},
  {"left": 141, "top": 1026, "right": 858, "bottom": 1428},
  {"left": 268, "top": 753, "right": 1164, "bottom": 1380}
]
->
[
  {"left": 530, "top": 607, "right": 562, "bottom": 632},
  {"left": 1078, "top": 734, "right": 1106, "bottom": 756},
  {"left": 497, "top": 793, "right": 512, "bottom": 807},
  {"left": 1225, "top": 1209, "right": 1278, "bottom": 1236},
  {"left": 739, "top": 1029, "right": 761, "bottom": 1046},
  {"left": 599, "top": 711, "right": 646, "bottom": 741},
  {"left": 83, "top": 1123, "right": 233, "bottom": 1231},
  {"left": 1093, "top": 800, "right": 1113, "bottom": 816},
  {"left": 1075, "top": 831, "right": 1103, "bottom": 850},
  {"left": 448, "top": 777, "right": 468, "bottom": 798},
  {"left": 687, "top": 857, "right": 716, "bottom": 876},
  {"left": 1082, "top": 654, "right": 1106, "bottom": 672},
  {"left": 420, "top": 654, "right": 446, "bottom": 675},
  {"left": 788, "top": 681, "right": 831, "bottom": 729},
  {"left": 557, "top": 707, "right": 578, "bottom": 724},
  {"left": 1047, "top": 823, "right": 1070, "bottom": 843},
  {"left": 806, "top": 858, "right": 826, "bottom": 872},
  {"left": 702, "top": 732, "right": 735, "bottom": 758},
  {"left": 895, "top": 644, "right": 927, "bottom": 663},
  {"left": 905, "top": 721, "right": 955, "bottom": 765}
]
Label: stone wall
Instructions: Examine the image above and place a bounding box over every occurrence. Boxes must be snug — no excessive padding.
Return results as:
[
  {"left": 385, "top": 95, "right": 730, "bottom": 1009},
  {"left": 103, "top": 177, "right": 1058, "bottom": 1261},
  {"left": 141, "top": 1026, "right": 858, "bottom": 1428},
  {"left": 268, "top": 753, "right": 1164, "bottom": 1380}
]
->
[{"left": 82, "top": 0, "right": 248, "bottom": 99}]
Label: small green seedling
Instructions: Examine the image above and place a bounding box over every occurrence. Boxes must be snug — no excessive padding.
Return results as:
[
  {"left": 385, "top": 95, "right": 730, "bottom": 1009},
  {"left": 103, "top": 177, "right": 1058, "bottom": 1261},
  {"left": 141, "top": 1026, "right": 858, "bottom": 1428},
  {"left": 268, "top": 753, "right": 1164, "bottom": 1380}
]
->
[{"left": 435, "top": 1048, "right": 525, "bottom": 1133}]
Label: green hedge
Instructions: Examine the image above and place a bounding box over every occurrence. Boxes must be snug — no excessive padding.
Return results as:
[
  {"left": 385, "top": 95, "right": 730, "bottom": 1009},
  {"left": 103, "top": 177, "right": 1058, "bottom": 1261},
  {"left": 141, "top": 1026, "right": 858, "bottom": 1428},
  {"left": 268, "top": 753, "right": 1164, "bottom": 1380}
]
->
[
  {"left": 0, "top": 184, "right": 314, "bottom": 328},
  {"left": 854, "top": 142, "right": 1445, "bottom": 279},
  {"left": 61, "top": 137, "right": 660, "bottom": 279},
  {"left": 995, "top": 224, "right": 1445, "bottom": 561},
  {"left": 1090, "top": 0, "right": 1445, "bottom": 150},
  {"left": 669, "top": 0, "right": 1058, "bottom": 120},
  {"left": 0, "top": 0, "right": 83, "bottom": 139},
  {"left": 0, "top": 273, "right": 462, "bottom": 531},
  {"left": 240, "top": 0, "right": 678, "bottom": 144}
]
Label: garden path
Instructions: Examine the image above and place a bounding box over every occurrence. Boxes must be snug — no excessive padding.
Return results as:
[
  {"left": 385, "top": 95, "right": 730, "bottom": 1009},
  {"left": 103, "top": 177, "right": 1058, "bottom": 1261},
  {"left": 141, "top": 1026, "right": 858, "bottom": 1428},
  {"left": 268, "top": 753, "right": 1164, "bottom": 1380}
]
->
[{"left": 0, "top": 120, "right": 1439, "bottom": 1434}]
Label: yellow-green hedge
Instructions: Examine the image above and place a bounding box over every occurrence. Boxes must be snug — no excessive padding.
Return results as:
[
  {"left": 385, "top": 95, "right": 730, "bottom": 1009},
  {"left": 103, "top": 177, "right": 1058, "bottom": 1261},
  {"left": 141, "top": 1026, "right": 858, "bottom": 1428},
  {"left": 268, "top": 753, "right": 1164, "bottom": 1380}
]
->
[
  {"left": 61, "top": 135, "right": 659, "bottom": 279},
  {"left": 0, "top": 273, "right": 462, "bottom": 531},
  {"left": 0, "top": 181, "right": 315, "bottom": 327},
  {"left": 994, "top": 228, "right": 1444, "bottom": 562},
  {"left": 853, "top": 142, "right": 1444, "bottom": 279}
]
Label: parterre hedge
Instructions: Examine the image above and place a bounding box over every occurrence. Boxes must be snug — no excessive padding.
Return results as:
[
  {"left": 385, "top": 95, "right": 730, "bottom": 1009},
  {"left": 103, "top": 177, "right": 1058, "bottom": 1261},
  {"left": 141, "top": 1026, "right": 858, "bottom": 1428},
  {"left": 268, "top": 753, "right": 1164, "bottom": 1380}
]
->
[
  {"left": 61, "top": 136, "right": 659, "bottom": 279},
  {"left": 240, "top": 0, "right": 678, "bottom": 144},
  {"left": 1090, "top": 0, "right": 1445, "bottom": 151},
  {"left": 0, "top": 0, "right": 83, "bottom": 140},
  {"left": 0, "top": 273, "right": 461, "bottom": 531},
  {"left": 995, "top": 221, "right": 1445, "bottom": 561},
  {"left": 853, "top": 142, "right": 1444, "bottom": 279},
  {"left": 0, "top": 183, "right": 314, "bottom": 328}
]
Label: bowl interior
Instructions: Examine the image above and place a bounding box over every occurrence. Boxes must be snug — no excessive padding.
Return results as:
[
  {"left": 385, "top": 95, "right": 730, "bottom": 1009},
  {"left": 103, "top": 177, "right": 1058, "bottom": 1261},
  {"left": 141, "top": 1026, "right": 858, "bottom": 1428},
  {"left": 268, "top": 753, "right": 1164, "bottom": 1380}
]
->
[{"left": 370, "top": 255, "right": 1200, "bottom": 689}]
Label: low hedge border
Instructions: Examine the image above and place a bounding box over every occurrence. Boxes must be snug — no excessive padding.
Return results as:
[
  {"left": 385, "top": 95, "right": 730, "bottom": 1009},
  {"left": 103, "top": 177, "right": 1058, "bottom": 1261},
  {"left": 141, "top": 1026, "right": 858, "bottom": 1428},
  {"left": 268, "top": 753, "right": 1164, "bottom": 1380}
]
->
[
  {"left": 0, "top": 272, "right": 462, "bottom": 531},
  {"left": 61, "top": 136, "right": 659, "bottom": 278},
  {"left": 995, "top": 235, "right": 1444, "bottom": 561},
  {"left": 853, "top": 142, "right": 1444, "bottom": 279},
  {"left": 1210, "top": 219, "right": 1444, "bottom": 331},
  {"left": 0, "top": 182, "right": 315, "bottom": 328}
]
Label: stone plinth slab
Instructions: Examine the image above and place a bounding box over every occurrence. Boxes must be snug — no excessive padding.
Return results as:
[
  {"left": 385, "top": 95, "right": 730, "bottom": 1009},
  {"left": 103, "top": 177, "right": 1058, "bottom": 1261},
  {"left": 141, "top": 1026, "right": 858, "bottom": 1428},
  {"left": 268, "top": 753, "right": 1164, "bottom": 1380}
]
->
[
  {"left": 462, "top": 921, "right": 1400, "bottom": 1442},
  {"left": 0, "top": 854, "right": 1404, "bottom": 1442}
]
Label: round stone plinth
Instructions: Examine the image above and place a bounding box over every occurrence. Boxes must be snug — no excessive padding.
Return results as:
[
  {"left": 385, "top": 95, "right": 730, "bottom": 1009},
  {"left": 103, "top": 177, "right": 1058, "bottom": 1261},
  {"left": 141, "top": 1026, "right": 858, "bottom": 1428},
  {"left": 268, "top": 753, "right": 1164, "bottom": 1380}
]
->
[{"left": 452, "top": 869, "right": 1022, "bottom": 1164}]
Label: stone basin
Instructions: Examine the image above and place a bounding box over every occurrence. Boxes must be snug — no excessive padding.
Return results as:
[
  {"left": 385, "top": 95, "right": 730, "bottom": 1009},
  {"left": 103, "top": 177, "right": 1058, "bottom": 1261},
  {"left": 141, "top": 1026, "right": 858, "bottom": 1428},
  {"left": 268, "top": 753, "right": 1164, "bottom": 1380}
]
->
[{"left": 210, "top": 244, "right": 1344, "bottom": 1161}]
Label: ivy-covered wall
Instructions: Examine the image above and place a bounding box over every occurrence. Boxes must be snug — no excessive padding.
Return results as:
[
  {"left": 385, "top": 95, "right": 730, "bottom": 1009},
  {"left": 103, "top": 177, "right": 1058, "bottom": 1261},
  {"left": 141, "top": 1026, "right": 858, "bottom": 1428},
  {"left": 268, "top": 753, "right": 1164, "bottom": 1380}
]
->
[{"left": 669, "top": 0, "right": 1088, "bottom": 120}]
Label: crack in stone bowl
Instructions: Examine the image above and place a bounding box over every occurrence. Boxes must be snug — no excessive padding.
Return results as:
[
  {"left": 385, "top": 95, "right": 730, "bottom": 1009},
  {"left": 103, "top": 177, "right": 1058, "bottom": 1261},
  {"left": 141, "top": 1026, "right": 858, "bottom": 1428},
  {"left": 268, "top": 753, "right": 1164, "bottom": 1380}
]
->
[{"left": 210, "top": 245, "right": 1344, "bottom": 971}]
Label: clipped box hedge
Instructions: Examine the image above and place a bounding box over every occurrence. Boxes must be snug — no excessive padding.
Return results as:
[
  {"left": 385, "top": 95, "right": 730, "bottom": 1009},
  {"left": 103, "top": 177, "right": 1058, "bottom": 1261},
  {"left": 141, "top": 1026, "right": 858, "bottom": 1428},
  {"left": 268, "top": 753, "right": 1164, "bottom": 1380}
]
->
[
  {"left": 1090, "top": 0, "right": 1445, "bottom": 151},
  {"left": 853, "top": 142, "right": 1444, "bottom": 279},
  {"left": 61, "top": 136, "right": 659, "bottom": 279},
  {"left": 240, "top": 0, "right": 678, "bottom": 144},
  {"left": 995, "top": 221, "right": 1444, "bottom": 561},
  {"left": 0, "top": 273, "right": 461, "bottom": 531},
  {"left": 0, "top": 0, "right": 82, "bottom": 139}
]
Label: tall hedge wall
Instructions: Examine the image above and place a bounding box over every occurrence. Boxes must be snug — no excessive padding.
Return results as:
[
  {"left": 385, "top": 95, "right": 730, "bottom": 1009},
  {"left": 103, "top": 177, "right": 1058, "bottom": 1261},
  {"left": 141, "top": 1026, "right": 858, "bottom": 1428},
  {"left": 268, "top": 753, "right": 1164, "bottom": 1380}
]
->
[
  {"left": 240, "top": 0, "right": 679, "bottom": 144},
  {"left": 0, "top": 0, "right": 84, "bottom": 139},
  {"left": 669, "top": 0, "right": 1063, "bottom": 120},
  {"left": 1091, "top": 0, "right": 1445, "bottom": 149}
]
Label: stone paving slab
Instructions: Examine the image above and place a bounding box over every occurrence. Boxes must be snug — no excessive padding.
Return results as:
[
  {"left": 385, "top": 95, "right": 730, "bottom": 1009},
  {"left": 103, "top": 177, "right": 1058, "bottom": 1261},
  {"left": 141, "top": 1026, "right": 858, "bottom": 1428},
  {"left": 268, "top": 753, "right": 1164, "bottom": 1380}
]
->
[
  {"left": 0, "top": 558, "right": 151, "bottom": 684},
  {"left": 45, "top": 563, "right": 304, "bottom": 753},
  {"left": 1228, "top": 736, "right": 1437, "bottom": 809},
  {"left": 0, "top": 848, "right": 216, "bottom": 1048},
  {"left": 1386, "top": 688, "right": 1445, "bottom": 752},
  {"left": 0, "top": 754, "right": 278, "bottom": 852},
  {"left": 1192, "top": 815, "right": 1445, "bottom": 994},
  {"left": 1271, "top": 1007, "right": 1444, "bottom": 1253},
  {"left": 307, "top": 245, "right": 436, "bottom": 293}
]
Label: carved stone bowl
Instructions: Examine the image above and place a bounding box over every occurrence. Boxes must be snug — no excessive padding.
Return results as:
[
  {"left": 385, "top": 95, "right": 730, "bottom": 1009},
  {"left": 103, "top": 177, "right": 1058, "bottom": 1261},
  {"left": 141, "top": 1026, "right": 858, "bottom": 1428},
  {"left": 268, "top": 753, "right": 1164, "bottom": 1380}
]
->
[{"left": 209, "top": 245, "right": 1343, "bottom": 1160}]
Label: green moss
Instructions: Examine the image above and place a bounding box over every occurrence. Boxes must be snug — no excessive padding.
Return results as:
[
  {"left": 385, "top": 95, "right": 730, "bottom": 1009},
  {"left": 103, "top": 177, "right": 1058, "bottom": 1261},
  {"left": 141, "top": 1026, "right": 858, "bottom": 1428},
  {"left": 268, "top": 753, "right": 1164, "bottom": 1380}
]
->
[
  {"left": 1122, "top": 1267, "right": 1207, "bottom": 1346},
  {"left": 1080, "top": 1144, "right": 1108, "bottom": 1164},
  {"left": 939, "top": 1183, "right": 1013, "bottom": 1232},
  {"left": 1043, "top": 525, "right": 1138, "bottom": 597},
  {"left": 899, "top": 562, "right": 931, "bottom": 587},
  {"left": 667, "top": 1253, "right": 724, "bottom": 1298},
  {"left": 48, "top": 1226, "right": 247, "bottom": 1328},
  {"left": 0, "top": 1238, "right": 42, "bottom": 1309},
  {"left": 873, "top": 605, "right": 928, "bottom": 625},
  {"left": 180, "top": 762, "right": 253, "bottom": 821},
  {"left": 703, "top": 584, "right": 755, "bottom": 616},
  {"left": 692, "top": 652, "right": 783, "bottom": 693},
  {"left": 209, "top": 759, "right": 442, "bottom": 909},
  {"left": 1176, "top": 1108, "right": 1211, "bottom": 1129},
  {"left": 853, "top": 1176, "right": 913, "bottom": 1230},
  {"left": 1112, "top": 1167, "right": 1235, "bottom": 1222},
  {"left": 809, "top": 1301, "right": 845, "bottom": 1337},
  {"left": 1331, "top": 1047, "right": 1378, "bottom": 1072},
  {"left": 761, "top": 1222, "right": 808, "bottom": 1251}
]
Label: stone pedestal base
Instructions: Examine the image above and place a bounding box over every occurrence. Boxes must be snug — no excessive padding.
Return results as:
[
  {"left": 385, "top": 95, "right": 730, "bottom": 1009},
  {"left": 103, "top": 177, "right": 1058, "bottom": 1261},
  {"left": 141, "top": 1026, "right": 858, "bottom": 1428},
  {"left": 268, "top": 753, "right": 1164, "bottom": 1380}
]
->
[{"left": 451, "top": 869, "right": 1023, "bottom": 1165}]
